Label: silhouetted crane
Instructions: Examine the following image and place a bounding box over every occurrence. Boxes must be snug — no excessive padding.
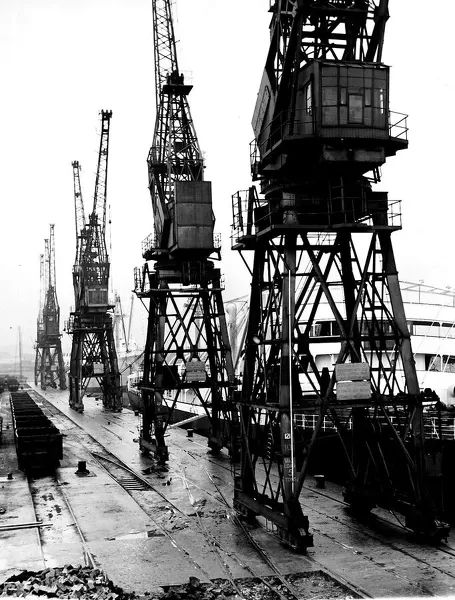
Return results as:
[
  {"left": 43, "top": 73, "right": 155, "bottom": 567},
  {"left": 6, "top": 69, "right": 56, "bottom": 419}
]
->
[
  {"left": 34, "top": 224, "right": 66, "bottom": 390},
  {"left": 134, "top": 0, "right": 236, "bottom": 463},
  {"left": 231, "top": 0, "right": 449, "bottom": 548},
  {"left": 67, "top": 111, "right": 122, "bottom": 413}
]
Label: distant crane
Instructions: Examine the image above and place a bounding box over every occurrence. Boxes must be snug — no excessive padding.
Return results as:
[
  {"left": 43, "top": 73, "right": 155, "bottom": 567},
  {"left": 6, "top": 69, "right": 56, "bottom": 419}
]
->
[
  {"left": 231, "top": 0, "right": 449, "bottom": 548},
  {"left": 34, "top": 225, "right": 66, "bottom": 390},
  {"left": 35, "top": 252, "right": 45, "bottom": 383},
  {"left": 134, "top": 0, "right": 235, "bottom": 462},
  {"left": 113, "top": 292, "right": 129, "bottom": 355},
  {"left": 67, "top": 111, "right": 122, "bottom": 412}
]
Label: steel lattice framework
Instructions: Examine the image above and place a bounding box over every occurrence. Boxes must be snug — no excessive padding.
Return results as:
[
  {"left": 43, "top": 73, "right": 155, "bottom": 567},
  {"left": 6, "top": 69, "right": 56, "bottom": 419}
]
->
[
  {"left": 34, "top": 225, "right": 66, "bottom": 390},
  {"left": 134, "top": 0, "right": 235, "bottom": 463},
  {"left": 145, "top": 0, "right": 204, "bottom": 253},
  {"left": 231, "top": 0, "right": 449, "bottom": 549},
  {"left": 67, "top": 111, "right": 122, "bottom": 413}
]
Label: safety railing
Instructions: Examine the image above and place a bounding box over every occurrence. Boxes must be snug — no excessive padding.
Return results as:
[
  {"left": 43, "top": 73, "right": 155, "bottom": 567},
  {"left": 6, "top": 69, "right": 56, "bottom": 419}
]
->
[
  {"left": 133, "top": 266, "right": 144, "bottom": 293},
  {"left": 231, "top": 191, "right": 402, "bottom": 245},
  {"left": 250, "top": 108, "right": 409, "bottom": 175},
  {"left": 294, "top": 412, "right": 455, "bottom": 440},
  {"left": 389, "top": 111, "right": 408, "bottom": 141},
  {"left": 142, "top": 231, "right": 156, "bottom": 256},
  {"left": 250, "top": 109, "right": 313, "bottom": 174},
  {"left": 213, "top": 233, "right": 222, "bottom": 250}
]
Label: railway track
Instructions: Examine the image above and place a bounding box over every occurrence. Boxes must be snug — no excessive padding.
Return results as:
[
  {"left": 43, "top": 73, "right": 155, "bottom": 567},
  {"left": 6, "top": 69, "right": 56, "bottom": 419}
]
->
[
  {"left": 171, "top": 437, "right": 455, "bottom": 598},
  {"left": 26, "top": 392, "right": 360, "bottom": 598},
  {"left": 25, "top": 389, "right": 455, "bottom": 597},
  {"left": 86, "top": 448, "right": 363, "bottom": 599},
  {"left": 26, "top": 474, "right": 97, "bottom": 570}
]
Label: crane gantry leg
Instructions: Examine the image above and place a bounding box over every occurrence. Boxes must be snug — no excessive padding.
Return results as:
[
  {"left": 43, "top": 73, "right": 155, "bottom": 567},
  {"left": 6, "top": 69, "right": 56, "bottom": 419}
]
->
[
  {"left": 136, "top": 262, "right": 235, "bottom": 463},
  {"left": 68, "top": 315, "right": 122, "bottom": 413},
  {"left": 232, "top": 201, "right": 449, "bottom": 548}
]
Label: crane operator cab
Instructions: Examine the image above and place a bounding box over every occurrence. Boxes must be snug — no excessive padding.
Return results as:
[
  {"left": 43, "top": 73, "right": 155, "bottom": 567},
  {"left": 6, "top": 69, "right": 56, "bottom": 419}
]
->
[{"left": 250, "top": 60, "right": 408, "bottom": 233}]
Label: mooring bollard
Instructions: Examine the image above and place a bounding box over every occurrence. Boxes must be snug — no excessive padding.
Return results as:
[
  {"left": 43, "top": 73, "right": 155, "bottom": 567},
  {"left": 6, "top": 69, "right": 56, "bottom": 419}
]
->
[
  {"left": 187, "top": 429, "right": 194, "bottom": 438},
  {"left": 314, "top": 474, "right": 325, "bottom": 489},
  {"left": 75, "top": 460, "right": 90, "bottom": 475}
]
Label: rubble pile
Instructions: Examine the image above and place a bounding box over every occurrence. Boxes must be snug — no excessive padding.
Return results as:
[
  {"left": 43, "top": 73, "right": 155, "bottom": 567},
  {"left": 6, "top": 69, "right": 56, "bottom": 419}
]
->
[
  {"left": 0, "top": 569, "right": 356, "bottom": 600},
  {"left": 0, "top": 565, "right": 146, "bottom": 599},
  {"left": 161, "top": 574, "right": 356, "bottom": 600},
  {"left": 0, "top": 570, "right": 239, "bottom": 600}
]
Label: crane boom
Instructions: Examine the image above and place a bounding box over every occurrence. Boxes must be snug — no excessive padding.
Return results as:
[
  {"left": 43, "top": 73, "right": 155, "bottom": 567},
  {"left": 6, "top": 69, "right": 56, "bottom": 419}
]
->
[
  {"left": 146, "top": 0, "right": 204, "bottom": 251},
  {"left": 44, "top": 238, "right": 49, "bottom": 305},
  {"left": 72, "top": 160, "right": 86, "bottom": 260},
  {"left": 37, "top": 253, "right": 45, "bottom": 337},
  {"left": 92, "top": 110, "right": 112, "bottom": 236},
  {"left": 43, "top": 225, "right": 60, "bottom": 336},
  {"left": 73, "top": 111, "right": 113, "bottom": 310},
  {"left": 48, "top": 224, "right": 58, "bottom": 310},
  {"left": 152, "top": 0, "right": 178, "bottom": 106}
]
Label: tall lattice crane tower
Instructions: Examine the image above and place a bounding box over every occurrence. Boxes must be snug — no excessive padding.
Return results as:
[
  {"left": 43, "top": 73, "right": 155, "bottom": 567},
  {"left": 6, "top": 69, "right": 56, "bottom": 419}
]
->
[
  {"left": 231, "top": 0, "right": 449, "bottom": 549},
  {"left": 67, "top": 111, "right": 122, "bottom": 413},
  {"left": 134, "top": 0, "right": 235, "bottom": 463},
  {"left": 34, "top": 225, "right": 66, "bottom": 390}
]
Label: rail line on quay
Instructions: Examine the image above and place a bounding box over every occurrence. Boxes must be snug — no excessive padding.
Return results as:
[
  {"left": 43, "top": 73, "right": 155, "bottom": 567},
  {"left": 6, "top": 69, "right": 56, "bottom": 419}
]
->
[
  {"left": 25, "top": 388, "right": 455, "bottom": 597},
  {"left": 27, "top": 390, "right": 363, "bottom": 598},
  {"left": 88, "top": 445, "right": 367, "bottom": 600},
  {"left": 80, "top": 447, "right": 361, "bottom": 600},
  {"left": 172, "top": 439, "right": 455, "bottom": 597},
  {"left": 25, "top": 472, "right": 97, "bottom": 571}
]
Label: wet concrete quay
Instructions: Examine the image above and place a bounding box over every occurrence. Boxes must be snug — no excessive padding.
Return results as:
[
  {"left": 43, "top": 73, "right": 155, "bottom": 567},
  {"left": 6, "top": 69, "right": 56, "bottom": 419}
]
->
[{"left": 1, "top": 386, "right": 455, "bottom": 599}]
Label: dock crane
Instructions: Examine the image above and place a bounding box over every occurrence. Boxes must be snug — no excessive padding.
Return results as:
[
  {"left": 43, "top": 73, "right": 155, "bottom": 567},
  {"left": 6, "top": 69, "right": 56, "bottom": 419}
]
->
[
  {"left": 231, "top": 0, "right": 449, "bottom": 549},
  {"left": 134, "top": 0, "right": 235, "bottom": 463},
  {"left": 35, "top": 252, "right": 45, "bottom": 384},
  {"left": 34, "top": 225, "right": 66, "bottom": 390},
  {"left": 67, "top": 111, "right": 122, "bottom": 413}
]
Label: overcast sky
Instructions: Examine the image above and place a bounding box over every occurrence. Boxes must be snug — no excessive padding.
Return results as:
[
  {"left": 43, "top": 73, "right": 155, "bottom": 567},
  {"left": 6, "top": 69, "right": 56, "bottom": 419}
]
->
[{"left": 0, "top": 0, "right": 454, "bottom": 357}]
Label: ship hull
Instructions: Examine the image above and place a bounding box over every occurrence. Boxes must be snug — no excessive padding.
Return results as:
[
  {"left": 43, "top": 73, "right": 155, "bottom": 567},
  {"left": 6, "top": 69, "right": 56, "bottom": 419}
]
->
[{"left": 127, "top": 389, "right": 216, "bottom": 434}]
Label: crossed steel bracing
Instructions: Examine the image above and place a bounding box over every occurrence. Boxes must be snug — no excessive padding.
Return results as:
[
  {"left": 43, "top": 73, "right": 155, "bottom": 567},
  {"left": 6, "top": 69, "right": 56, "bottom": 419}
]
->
[
  {"left": 34, "top": 343, "right": 66, "bottom": 391},
  {"left": 233, "top": 224, "right": 446, "bottom": 548},
  {"left": 231, "top": 0, "right": 449, "bottom": 549},
  {"left": 68, "top": 111, "right": 122, "bottom": 413},
  {"left": 68, "top": 314, "right": 121, "bottom": 412},
  {"left": 136, "top": 262, "right": 236, "bottom": 463},
  {"left": 35, "top": 226, "right": 66, "bottom": 390},
  {"left": 138, "top": 0, "right": 235, "bottom": 462}
]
